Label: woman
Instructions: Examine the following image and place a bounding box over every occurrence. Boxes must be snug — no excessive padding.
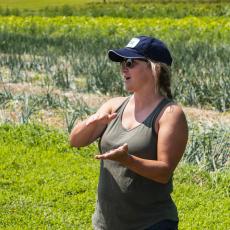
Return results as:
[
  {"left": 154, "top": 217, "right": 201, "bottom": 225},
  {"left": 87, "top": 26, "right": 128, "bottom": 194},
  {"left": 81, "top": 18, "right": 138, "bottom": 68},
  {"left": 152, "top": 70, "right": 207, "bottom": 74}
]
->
[{"left": 70, "top": 36, "right": 188, "bottom": 230}]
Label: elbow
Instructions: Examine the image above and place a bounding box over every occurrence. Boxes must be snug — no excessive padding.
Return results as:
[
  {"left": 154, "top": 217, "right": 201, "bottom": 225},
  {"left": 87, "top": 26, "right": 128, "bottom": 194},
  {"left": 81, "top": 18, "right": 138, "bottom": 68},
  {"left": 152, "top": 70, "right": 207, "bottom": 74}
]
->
[
  {"left": 69, "top": 134, "right": 89, "bottom": 148},
  {"left": 156, "top": 170, "right": 172, "bottom": 184},
  {"left": 69, "top": 134, "right": 80, "bottom": 148},
  {"left": 70, "top": 140, "right": 76, "bottom": 148},
  {"left": 158, "top": 175, "right": 171, "bottom": 184},
  {"left": 69, "top": 138, "right": 76, "bottom": 148},
  {"left": 69, "top": 127, "right": 84, "bottom": 148},
  {"left": 155, "top": 163, "right": 174, "bottom": 184}
]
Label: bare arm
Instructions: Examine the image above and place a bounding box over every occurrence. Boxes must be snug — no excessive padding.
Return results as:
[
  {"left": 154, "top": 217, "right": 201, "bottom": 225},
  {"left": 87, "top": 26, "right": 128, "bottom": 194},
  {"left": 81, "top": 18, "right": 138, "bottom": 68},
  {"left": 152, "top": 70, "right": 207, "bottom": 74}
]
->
[
  {"left": 69, "top": 97, "right": 126, "bottom": 148},
  {"left": 95, "top": 104, "right": 188, "bottom": 184}
]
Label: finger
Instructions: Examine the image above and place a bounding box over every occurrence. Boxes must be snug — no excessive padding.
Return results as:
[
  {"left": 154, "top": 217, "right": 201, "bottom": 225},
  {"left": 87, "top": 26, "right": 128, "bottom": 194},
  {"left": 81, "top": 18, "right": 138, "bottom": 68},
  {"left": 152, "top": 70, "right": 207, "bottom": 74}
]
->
[
  {"left": 122, "top": 143, "right": 128, "bottom": 151},
  {"left": 116, "top": 143, "right": 128, "bottom": 152},
  {"left": 108, "top": 113, "right": 117, "bottom": 120},
  {"left": 95, "top": 149, "right": 115, "bottom": 159},
  {"left": 96, "top": 113, "right": 117, "bottom": 125},
  {"left": 95, "top": 154, "right": 107, "bottom": 160},
  {"left": 100, "top": 113, "right": 117, "bottom": 124}
]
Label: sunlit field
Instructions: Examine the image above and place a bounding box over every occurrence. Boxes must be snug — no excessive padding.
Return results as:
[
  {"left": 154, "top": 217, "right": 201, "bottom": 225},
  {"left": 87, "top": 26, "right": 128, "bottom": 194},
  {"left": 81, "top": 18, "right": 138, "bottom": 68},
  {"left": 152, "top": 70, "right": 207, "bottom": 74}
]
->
[
  {"left": 0, "top": 1, "right": 229, "bottom": 229},
  {"left": 0, "top": 0, "right": 94, "bottom": 9}
]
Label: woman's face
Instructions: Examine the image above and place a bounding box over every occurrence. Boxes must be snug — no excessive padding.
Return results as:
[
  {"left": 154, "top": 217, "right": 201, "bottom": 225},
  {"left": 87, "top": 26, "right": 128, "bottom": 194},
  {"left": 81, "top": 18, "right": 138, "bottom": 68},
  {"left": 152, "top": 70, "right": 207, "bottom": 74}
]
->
[{"left": 120, "top": 58, "right": 154, "bottom": 93}]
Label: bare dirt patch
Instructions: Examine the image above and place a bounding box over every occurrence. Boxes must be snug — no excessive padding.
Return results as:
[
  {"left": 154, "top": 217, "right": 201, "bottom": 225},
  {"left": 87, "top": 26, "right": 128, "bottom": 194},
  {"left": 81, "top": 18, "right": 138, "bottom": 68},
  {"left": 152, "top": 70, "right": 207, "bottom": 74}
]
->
[
  {"left": 183, "top": 107, "right": 229, "bottom": 125},
  {"left": 1, "top": 82, "right": 229, "bottom": 128}
]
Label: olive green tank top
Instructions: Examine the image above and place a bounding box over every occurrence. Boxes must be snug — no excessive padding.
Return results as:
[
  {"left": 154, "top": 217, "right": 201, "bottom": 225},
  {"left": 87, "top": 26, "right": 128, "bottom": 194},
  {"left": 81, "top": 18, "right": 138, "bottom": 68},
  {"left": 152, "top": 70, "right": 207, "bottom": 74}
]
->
[{"left": 92, "top": 97, "right": 178, "bottom": 230}]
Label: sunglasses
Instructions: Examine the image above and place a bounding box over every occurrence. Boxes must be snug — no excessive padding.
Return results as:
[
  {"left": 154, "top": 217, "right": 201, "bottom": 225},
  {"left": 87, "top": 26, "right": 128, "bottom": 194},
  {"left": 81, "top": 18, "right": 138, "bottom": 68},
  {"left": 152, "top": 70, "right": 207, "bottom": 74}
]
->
[{"left": 120, "top": 58, "right": 148, "bottom": 69}]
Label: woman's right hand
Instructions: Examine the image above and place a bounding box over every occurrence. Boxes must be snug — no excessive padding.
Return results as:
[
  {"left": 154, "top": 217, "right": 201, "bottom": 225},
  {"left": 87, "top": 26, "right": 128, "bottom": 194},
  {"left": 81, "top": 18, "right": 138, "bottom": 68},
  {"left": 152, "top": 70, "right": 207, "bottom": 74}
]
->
[
  {"left": 86, "top": 112, "right": 117, "bottom": 126},
  {"left": 69, "top": 112, "right": 117, "bottom": 147},
  {"left": 70, "top": 96, "right": 125, "bottom": 147}
]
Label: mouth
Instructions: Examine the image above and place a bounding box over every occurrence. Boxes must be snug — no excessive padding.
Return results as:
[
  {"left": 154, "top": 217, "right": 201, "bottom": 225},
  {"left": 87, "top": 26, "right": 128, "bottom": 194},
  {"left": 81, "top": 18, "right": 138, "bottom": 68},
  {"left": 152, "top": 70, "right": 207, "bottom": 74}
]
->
[{"left": 124, "top": 76, "right": 131, "bottom": 81}]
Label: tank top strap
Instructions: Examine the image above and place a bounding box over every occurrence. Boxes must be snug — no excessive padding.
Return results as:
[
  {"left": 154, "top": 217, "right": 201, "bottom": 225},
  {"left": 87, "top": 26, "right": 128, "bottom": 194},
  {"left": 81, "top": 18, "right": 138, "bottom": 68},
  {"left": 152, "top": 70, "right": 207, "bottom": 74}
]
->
[
  {"left": 146, "top": 98, "right": 173, "bottom": 128},
  {"left": 115, "top": 96, "right": 131, "bottom": 115}
]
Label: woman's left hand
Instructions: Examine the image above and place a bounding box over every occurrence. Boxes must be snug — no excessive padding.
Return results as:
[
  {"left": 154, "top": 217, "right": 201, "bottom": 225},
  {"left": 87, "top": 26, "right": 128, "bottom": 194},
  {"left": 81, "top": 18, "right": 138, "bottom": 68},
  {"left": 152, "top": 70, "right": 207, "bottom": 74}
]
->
[{"left": 95, "top": 143, "right": 128, "bottom": 163}]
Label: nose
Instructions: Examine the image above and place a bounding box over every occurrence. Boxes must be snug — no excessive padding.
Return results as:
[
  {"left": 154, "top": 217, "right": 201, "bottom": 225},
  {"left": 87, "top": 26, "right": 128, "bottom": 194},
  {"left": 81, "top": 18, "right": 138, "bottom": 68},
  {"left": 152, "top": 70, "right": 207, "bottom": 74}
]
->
[{"left": 121, "top": 65, "right": 129, "bottom": 74}]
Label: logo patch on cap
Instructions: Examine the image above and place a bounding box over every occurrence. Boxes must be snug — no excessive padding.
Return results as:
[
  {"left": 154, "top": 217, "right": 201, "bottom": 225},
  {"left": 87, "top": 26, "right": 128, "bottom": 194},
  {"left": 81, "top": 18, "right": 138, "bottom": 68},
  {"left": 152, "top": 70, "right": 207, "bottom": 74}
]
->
[{"left": 126, "top": 38, "right": 140, "bottom": 48}]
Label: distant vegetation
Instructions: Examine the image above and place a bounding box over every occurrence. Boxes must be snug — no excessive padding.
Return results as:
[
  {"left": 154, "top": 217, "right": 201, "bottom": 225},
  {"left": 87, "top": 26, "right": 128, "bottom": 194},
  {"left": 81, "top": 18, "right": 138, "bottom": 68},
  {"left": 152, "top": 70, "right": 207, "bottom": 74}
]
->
[
  {"left": 0, "top": 15, "right": 229, "bottom": 111},
  {"left": 0, "top": 2, "right": 229, "bottom": 17}
]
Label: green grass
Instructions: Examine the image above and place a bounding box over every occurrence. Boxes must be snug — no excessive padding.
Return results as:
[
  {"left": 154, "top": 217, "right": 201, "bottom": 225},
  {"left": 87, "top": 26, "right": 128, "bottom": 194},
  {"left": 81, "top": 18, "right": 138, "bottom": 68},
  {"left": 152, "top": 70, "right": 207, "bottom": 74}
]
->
[
  {"left": 0, "top": 0, "right": 92, "bottom": 9},
  {"left": 0, "top": 124, "right": 229, "bottom": 229},
  {"left": 1, "top": 0, "right": 229, "bottom": 11},
  {"left": 0, "top": 0, "right": 119, "bottom": 10},
  {"left": 0, "top": 124, "right": 98, "bottom": 229},
  {"left": 1, "top": 1, "right": 229, "bottom": 17},
  {"left": 173, "top": 164, "right": 230, "bottom": 229}
]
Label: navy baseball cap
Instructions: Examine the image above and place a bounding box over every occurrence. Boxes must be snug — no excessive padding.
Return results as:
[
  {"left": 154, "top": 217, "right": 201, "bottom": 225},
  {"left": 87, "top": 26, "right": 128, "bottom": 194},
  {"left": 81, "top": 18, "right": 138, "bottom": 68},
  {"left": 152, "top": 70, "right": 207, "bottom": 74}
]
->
[{"left": 108, "top": 36, "right": 172, "bottom": 66}]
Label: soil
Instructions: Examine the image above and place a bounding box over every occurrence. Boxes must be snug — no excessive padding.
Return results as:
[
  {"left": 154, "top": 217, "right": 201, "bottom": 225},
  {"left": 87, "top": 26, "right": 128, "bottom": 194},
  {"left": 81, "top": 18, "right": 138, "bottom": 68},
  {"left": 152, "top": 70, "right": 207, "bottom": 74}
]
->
[{"left": 0, "top": 82, "right": 229, "bottom": 129}]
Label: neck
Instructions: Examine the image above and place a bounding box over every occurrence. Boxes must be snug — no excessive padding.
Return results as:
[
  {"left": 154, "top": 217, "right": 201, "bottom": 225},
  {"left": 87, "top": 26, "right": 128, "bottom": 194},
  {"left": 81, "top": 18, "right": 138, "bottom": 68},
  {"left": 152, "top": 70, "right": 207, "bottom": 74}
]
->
[{"left": 131, "top": 91, "right": 163, "bottom": 109}]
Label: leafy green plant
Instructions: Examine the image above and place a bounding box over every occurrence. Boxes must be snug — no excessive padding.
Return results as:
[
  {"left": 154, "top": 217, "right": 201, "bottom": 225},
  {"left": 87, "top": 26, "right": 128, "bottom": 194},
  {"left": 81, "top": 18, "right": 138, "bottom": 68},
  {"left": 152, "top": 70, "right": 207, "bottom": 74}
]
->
[
  {"left": 62, "top": 97, "right": 93, "bottom": 133},
  {"left": 183, "top": 121, "right": 229, "bottom": 171}
]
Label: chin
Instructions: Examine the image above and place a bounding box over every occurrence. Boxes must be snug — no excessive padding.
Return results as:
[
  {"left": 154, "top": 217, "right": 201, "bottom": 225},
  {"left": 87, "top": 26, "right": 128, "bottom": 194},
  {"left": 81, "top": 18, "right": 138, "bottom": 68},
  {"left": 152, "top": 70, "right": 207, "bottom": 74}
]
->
[
  {"left": 124, "top": 85, "right": 134, "bottom": 93},
  {"left": 126, "top": 88, "right": 134, "bottom": 93}
]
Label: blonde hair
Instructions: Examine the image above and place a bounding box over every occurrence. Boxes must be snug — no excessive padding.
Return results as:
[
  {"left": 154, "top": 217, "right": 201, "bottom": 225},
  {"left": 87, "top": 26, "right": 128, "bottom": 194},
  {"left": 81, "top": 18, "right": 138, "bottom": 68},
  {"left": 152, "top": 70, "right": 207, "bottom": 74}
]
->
[{"left": 149, "top": 61, "right": 173, "bottom": 99}]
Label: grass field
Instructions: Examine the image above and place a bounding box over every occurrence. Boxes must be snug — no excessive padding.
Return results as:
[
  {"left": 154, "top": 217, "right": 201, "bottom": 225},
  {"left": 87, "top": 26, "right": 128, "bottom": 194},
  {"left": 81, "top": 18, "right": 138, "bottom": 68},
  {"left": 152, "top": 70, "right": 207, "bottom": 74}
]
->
[
  {"left": 1, "top": 0, "right": 229, "bottom": 10},
  {"left": 0, "top": 0, "right": 121, "bottom": 10},
  {"left": 0, "top": 124, "right": 229, "bottom": 229},
  {"left": 0, "top": 0, "right": 91, "bottom": 9},
  {"left": 0, "top": 1, "right": 229, "bottom": 229}
]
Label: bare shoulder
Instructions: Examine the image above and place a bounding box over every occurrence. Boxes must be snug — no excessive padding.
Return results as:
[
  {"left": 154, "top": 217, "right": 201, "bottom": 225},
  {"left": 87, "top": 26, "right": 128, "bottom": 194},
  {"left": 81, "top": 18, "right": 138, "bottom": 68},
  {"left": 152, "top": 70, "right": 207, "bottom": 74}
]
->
[
  {"left": 158, "top": 102, "right": 188, "bottom": 131},
  {"left": 162, "top": 103, "right": 185, "bottom": 119},
  {"left": 97, "top": 96, "right": 127, "bottom": 114}
]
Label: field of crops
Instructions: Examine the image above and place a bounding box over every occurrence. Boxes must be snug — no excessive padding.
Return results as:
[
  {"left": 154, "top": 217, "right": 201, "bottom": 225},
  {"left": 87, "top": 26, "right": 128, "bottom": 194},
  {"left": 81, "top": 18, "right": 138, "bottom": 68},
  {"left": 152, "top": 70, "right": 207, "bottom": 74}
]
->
[
  {"left": 1, "top": 15, "right": 229, "bottom": 110},
  {"left": 0, "top": 1, "right": 229, "bottom": 229}
]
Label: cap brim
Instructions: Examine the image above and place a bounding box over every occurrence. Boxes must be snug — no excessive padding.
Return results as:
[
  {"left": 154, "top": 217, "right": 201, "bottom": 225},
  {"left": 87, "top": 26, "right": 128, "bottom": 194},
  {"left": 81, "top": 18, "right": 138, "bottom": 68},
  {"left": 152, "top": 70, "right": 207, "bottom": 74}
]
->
[{"left": 108, "top": 48, "right": 145, "bottom": 62}]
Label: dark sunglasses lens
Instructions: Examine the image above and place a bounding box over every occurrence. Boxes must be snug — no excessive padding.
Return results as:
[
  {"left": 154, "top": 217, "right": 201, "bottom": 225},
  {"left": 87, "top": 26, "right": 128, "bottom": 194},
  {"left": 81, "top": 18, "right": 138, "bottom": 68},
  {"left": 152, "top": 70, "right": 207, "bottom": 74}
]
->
[{"left": 126, "top": 59, "right": 133, "bottom": 68}]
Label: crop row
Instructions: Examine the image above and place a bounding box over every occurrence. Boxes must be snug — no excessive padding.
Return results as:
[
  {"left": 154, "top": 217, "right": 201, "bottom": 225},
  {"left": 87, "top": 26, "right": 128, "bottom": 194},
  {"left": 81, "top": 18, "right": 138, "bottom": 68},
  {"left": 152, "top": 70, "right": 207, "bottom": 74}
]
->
[
  {"left": 0, "top": 2, "right": 229, "bottom": 18},
  {"left": 0, "top": 16, "right": 229, "bottom": 111},
  {"left": 0, "top": 86, "right": 93, "bottom": 133},
  {"left": 1, "top": 16, "right": 229, "bottom": 42}
]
